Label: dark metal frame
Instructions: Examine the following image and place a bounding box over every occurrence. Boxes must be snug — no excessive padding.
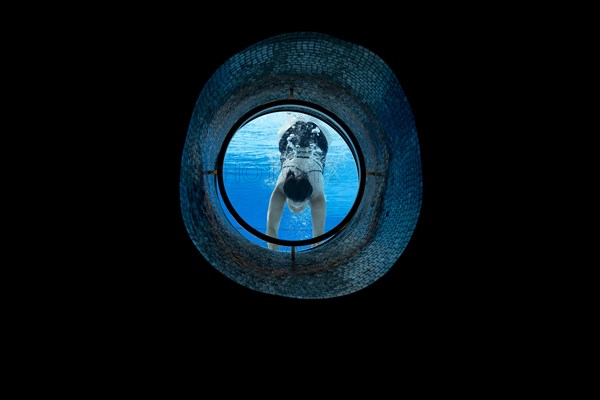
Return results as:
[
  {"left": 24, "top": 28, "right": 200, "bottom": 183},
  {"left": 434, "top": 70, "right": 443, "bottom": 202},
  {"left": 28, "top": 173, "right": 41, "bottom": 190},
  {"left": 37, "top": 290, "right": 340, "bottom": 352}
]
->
[{"left": 216, "top": 100, "right": 366, "bottom": 248}]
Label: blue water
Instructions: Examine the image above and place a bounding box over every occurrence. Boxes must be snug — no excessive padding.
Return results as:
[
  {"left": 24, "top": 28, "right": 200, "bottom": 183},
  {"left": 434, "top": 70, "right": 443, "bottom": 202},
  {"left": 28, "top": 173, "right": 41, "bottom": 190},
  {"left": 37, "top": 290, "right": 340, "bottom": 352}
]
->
[{"left": 220, "top": 111, "right": 359, "bottom": 252}]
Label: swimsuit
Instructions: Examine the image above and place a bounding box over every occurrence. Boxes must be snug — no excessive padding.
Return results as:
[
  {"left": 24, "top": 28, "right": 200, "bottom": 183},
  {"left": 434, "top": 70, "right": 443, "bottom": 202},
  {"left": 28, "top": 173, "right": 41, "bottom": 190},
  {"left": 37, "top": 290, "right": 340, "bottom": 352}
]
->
[{"left": 279, "top": 121, "right": 328, "bottom": 175}]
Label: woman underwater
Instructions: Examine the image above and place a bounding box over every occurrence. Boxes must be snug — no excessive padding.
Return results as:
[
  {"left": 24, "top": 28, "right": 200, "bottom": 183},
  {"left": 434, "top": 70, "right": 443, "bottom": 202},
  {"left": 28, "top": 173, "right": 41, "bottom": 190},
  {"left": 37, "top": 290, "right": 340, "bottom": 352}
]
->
[{"left": 266, "top": 120, "right": 330, "bottom": 250}]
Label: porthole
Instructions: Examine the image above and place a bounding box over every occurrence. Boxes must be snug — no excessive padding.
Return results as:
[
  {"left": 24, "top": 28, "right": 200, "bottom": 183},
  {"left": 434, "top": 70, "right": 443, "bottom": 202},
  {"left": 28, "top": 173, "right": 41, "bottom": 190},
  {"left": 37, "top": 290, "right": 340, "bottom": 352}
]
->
[
  {"left": 216, "top": 101, "right": 365, "bottom": 253},
  {"left": 180, "top": 32, "right": 422, "bottom": 299}
]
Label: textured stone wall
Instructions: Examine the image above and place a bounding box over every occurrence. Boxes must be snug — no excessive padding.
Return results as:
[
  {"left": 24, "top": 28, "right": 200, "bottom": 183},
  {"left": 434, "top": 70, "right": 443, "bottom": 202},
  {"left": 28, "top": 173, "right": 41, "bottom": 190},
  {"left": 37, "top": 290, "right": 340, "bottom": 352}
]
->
[{"left": 180, "top": 32, "right": 422, "bottom": 298}]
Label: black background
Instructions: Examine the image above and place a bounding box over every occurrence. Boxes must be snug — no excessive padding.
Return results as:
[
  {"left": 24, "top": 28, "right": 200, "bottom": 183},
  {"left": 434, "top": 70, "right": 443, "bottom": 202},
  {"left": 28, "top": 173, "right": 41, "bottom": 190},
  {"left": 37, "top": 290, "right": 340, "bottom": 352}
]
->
[
  {"left": 18, "top": 7, "right": 571, "bottom": 383},
  {"left": 70, "top": 15, "right": 517, "bottom": 343}
]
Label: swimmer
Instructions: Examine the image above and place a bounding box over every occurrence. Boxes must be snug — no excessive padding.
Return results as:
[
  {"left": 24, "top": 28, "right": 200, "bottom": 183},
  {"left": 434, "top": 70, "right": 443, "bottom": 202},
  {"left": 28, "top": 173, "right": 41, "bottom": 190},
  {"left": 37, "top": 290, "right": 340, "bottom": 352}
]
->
[{"left": 266, "top": 120, "right": 329, "bottom": 250}]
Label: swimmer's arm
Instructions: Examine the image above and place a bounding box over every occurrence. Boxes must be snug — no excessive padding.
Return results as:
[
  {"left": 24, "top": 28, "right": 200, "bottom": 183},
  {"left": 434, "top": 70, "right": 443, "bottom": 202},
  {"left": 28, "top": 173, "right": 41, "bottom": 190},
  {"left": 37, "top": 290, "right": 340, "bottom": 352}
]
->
[
  {"left": 266, "top": 187, "right": 286, "bottom": 250},
  {"left": 310, "top": 193, "right": 326, "bottom": 238}
]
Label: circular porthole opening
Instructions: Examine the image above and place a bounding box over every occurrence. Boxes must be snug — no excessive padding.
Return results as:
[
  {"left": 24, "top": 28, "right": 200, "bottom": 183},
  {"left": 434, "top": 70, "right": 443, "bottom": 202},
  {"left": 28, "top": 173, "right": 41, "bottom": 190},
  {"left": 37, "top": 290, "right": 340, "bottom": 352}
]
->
[
  {"left": 217, "top": 100, "right": 366, "bottom": 253},
  {"left": 180, "top": 32, "right": 422, "bottom": 299}
]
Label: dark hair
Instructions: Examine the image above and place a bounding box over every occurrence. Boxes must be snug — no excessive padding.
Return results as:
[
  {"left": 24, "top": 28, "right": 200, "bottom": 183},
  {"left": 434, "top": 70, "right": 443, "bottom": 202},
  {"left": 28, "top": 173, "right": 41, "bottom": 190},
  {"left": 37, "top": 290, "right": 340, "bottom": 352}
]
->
[{"left": 283, "top": 170, "right": 313, "bottom": 202}]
